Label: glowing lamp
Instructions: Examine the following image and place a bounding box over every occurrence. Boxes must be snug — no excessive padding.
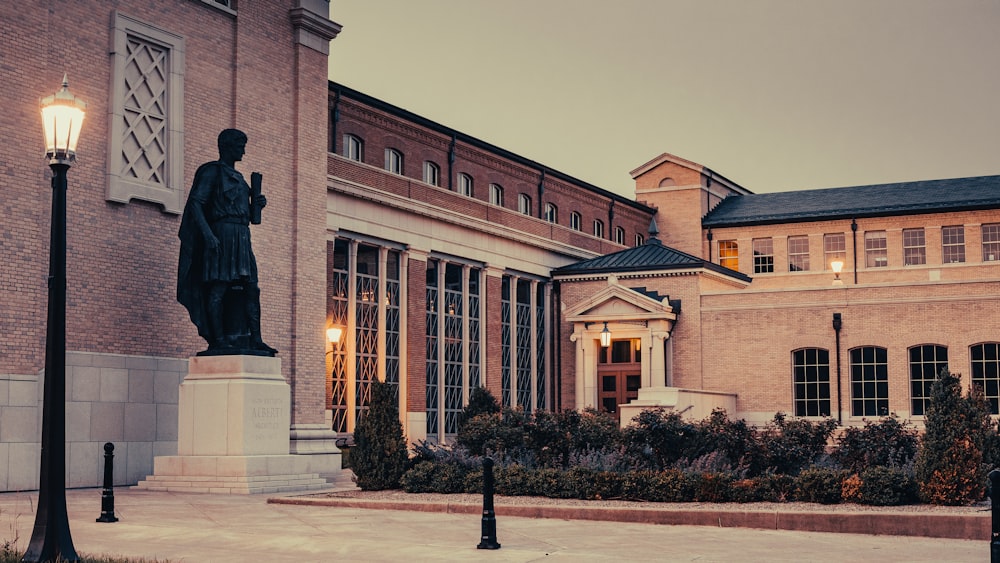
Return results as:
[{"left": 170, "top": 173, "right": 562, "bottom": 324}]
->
[
  {"left": 326, "top": 327, "right": 343, "bottom": 343},
  {"left": 600, "top": 322, "right": 611, "bottom": 348},
  {"left": 40, "top": 75, "right": 87, "bottom": 164}
]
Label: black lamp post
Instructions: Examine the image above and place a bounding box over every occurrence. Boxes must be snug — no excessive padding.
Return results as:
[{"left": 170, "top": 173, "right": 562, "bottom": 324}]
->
[{"left": 23, "top": 75, "right": 86, "bottom": 563}]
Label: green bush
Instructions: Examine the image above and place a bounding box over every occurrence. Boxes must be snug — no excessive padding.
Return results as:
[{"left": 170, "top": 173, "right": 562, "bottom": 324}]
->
[
  {"left": 400, "top": 460, "right": 470, "bottom": 493},
  {"left": 759, "top": 412, "right": 837, "bottom": 476},
  {"left": 833, "top": 416, "right": 918, "bottom": 473},
  {"left": 795, "top": 467, "right": 848, "bottom": 504},
  {"left": 915, "top": 369, "right": 992, "bottom": 505},
  {"left": 690, "top": 409, "right": 765, "bottom": 475},
  {"left": 623, "top": 409, "right": 700, "bottom": 471},
  {"left": 459, "top": 386, "right": 501, "bottom": 430},
  {"left": 351, "top": 379, "right": 409, "bottom": 490},
  {"left": 856, "top": 466, "right": 918, "bottom": 506}
]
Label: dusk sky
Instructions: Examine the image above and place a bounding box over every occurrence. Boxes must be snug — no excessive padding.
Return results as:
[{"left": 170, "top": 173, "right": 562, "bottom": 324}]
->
[{"left": 328, "top": 1, "right": 1000, "bottom": 198}]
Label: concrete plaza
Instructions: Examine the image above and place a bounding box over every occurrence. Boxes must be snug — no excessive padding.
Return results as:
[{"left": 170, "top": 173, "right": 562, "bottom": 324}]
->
[{"left": 0, "top": 487, "right": 986, "bottom": 562}]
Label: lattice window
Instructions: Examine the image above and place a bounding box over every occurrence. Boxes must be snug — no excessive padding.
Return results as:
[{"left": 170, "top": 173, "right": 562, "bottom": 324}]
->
[
  {"left": 425, "top": 261, "right": 440, "bottom": 438},
  {"left": 983, "top": 224, "right": 1000, "bottom": 262},
  {"left": 942, "top": 225, "right": 966, "bottom": 263},
  {"left": 824, "top": 233, "right": 846, "bottom": 268},
  {"left": 468, "top": 270, "right": 481, "bottom": 389},
  {"left": 108, "top": 12, "right": 185, "bottom": 213},
  {"left": 501, "top": 277, "right": 512, "bottom": 408},
  {"left": 516, "top": 280, "right": 532, "bottom": 411},
  {"left": 328, "top": 240, "right": 349, "bottom": 433},
  {"left": 903, "top": 228, "right": 926, "bottom": 266},
  {"left": 753, "top": 238, "right": 774, "bottom": 273},
  {"left": 535, "top": 284, "right": 546, "bottom": 411},
  {"left": 385, "top": 252, "right": 401, "bottom": 396},
  {"left": 443, "top": 280, "right": 464, "bottom": 435},
  {"left": 787, "top": 236, "right": 809, "bottom": 272},
  {"left": 355, "top": 271, "right": 378, "bottom": 423}
]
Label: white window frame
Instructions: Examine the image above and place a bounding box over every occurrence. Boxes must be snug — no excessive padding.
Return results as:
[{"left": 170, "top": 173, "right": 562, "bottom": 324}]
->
[
  {"left": 458, "top": 173, "right": 473, "bottom": 196},
  {"left": 343, "top": 134, "right": 363, "bottom": 162},
  {"left": 569, "top": 212, "right": 581, "bottom": 231},
  {"left": 518, "top": 194, "right": 532, "bottom": 215},
  {"left": 489, "top": 183, "right": 503, "bottom": 206},
  {"left": 593, "top": 220, "right": 605, "bottom": 239},
  {"left": 544, "top": 203, "right": 557, "bottom": 223},
  {"left": 423, "top": 161, "right": 440, "bottom": 186}
]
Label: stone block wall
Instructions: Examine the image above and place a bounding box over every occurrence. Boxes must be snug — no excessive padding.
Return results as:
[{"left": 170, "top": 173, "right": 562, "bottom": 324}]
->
[{"left": 0, "top": 351, "right": 186, "bottom": 491}]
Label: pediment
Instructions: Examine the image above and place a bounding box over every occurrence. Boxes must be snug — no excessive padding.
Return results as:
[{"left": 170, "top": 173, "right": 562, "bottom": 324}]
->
[{"left": 565, "top": 278, "right": 676, "bottom": 323}]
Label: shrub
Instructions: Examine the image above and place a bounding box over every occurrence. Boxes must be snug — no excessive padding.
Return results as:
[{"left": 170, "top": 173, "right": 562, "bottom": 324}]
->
[
  {"left": 795, "top": 468, "right": 848, "bottom": 504},
  {"left": 833, "top": 416, "right": 918, "bottom": 473},
  {"left": 841, "top": 473, "right": 863, "bottom": 503},
  {"left": 856, "top": 466, "right": 918, "bottom": 506},
  {"left": 351, "top": 379, "right": 409, "bottom": 490},
  {"left": 456, "top": 407, "right": 532, "bottom": 459},
  {"left": 459, "top": 386, "right": 501, "bottom": 429},
  {"left": 915, "top": 369, "right": 992, "bottom": 505},
  {"left": 759, "top": 412, "right": 838, "bottom": 475},
  {"left": 623, "top": 409, "right": 700, "bottom": 471},
  {"left": 752, "top": 473, "right": 796, "bottom": 502},
  {"left": 690, "top": 409, "right": 765, "bottom": 475}
]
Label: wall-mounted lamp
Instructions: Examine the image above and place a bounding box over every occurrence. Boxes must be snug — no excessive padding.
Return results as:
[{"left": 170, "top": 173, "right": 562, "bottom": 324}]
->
[
  {"left": 600, "top": 322, "right": 611, "bottom": 348},
  {"left": 831, "top": 260, "right": 844, "bottom": 285},
  {"left": 326, "top": 327, "right": 343, "bottom": 344}
]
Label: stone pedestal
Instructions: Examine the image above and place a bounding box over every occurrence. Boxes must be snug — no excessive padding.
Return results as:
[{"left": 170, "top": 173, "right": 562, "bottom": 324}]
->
[{"left": 136, "top": 355, "right": 329, "bottom": 494}]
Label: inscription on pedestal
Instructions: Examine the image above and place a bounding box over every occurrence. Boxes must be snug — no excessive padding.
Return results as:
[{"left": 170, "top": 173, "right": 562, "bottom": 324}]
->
[{"left": 251, "top": 397, "right": 284, "bottom": 443}]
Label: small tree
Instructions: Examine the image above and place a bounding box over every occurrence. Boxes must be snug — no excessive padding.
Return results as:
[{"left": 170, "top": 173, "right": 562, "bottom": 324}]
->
[
  {"left": 833, "top": 415, "right": 919, "bottom": 473},
  {"left": 914, "top": 369, "right": 992, "bottom": 505},
  {"left": 459, "top": 386, "right": 500, "bottom": 429},
  {"left": 351, "top": 379, "right": 409, "bottom": 490}
]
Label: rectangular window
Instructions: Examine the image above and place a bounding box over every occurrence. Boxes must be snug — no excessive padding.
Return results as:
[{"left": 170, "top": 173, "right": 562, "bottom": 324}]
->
[
  {"left": 864, "top": 231, "right": 888, "bottom": 268},
  {"left": 823, "top": 233, "right": 846, "bottom": 269},
  {"left": 902, "top": 228, "right": 926, "bottom": 266},
  {"left": 719, "top": 240, "right": 738, "bottom": 271},
  {"left": 793, "top": 348, "right": 831, "bottom": 417},
  {"left": 850, "top": 346, "right": 889, "bottom": 417},
  {"left": 787, "top": 236, "right": 809, "bottom": 272},
  {"left": 910, "top": 345, "right": 947, "bottom": 416},
  {"left": 942, "top": 225, "right": 966, "bottom": 263},
  {"left": 107, "top": 12, "right": 186, "bottom": 213},
  {"left": 752, "top": 238, "right": 774, "bottom": 274},
  {"left": 983, "top": 224, "right": 1000, "bottom": 262}
]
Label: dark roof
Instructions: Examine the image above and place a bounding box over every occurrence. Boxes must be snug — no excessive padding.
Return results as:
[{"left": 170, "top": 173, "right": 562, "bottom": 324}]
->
[
  {"left": 552, "top": 238, "right": 751, "bottom": 282},
  {"left": 330, "top": 81, "right": 655, "bottom": 215},
  {"left": 702, "top": 175, "right": 1000, "bottom": 227}
]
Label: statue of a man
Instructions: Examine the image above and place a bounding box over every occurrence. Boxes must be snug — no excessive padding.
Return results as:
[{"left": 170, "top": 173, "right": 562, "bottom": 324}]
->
[{"left": 177, "top": 129, "right": 277, "bottom": 356}]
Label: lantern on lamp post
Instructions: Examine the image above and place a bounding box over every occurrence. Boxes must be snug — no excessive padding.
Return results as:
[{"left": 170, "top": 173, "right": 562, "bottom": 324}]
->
[
  {"left": 24, "top": 75, "right": 86, "bottom": 563},
  {"left": 600, "top": 322, "right": 611, "bottom": 348},
  {"left": 831, "top": 260, "right": 845, "bottom": 286}
]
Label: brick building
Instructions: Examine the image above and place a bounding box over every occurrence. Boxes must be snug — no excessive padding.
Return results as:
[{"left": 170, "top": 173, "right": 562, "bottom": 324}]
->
[{"left": 4, "top": 1, "right": 999, "bottom": 493}]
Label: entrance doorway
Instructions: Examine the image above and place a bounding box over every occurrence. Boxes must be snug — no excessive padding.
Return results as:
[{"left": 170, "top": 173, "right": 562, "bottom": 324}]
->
[{"left": 597, "top": 339, "right": 641, "bottom": 422}]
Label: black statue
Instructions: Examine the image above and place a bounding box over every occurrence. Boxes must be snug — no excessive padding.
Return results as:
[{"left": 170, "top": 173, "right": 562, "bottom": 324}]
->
[{"left": 177, "top": 129, "right": 277, "bottom": 356}]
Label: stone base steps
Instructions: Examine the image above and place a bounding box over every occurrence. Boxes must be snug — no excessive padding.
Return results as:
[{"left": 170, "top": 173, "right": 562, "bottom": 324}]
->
[{"left": 136, "top": 473, "right": 329, "bottom": 494}]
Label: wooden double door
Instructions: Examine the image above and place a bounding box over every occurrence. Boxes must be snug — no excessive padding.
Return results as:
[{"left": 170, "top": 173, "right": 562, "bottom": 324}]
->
[{"left": 598, "top": 369, "right": 641, "bottom": 422}]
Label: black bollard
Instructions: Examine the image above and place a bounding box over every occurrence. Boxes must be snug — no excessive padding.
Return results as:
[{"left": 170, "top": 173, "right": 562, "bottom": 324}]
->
[
  {"left": 991, "top": 470, "right": 1000, "bottom": 562},
  {"left": 476, "top": 457, "right": 501, "bottom": 550},
  {"left": 96, "top": 442, "right": 118, "bottom": 523}
]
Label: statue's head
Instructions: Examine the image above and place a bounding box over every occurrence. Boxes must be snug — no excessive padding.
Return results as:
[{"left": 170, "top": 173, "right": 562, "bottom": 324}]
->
[{"left": 218, "top": 129, "right": 248, "bottom": 162}]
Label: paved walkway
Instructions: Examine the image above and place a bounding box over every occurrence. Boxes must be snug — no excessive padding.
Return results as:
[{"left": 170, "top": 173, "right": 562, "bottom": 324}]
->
[{"left": 0, "top": 488, "right": 987, "bottom": 562}]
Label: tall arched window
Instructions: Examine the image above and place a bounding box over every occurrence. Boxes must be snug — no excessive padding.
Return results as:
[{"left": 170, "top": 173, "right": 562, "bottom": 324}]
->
[
  {"left": 518, "top": 194, "right": 532, "bottom": 215},
  {"left": 850, "top": 346, "right": 888, "bottom": 416},
  {"left": 458, "top": 173, "right": 473, "bottom": 196},
  {"left": 614, "top": 226, "right": 625, "bottom": 245},
  {"left": 343, "top": 134, "right": 363, "bottom": 162},
  {"left": 569, "top": 212, "right": 581, "bottom": 231},
  {"left": 489, "top": 183, "right": 503, "bottom": 206},
  {"left": 593, "top": 220, "right": 604, "bottom": 238},
  {"left": 793, "top": 348, "right": 831, "bottom": 417},
  {"left": 971, "top": 342, "right": 1000, "bottom": 414},
  {"left": 909, "top": 344, "right": 948, "bottom": 415},
  {"left": 384, "top": 148, "right": 403, "bottom": 174},
  {"left": 544, "top": 203, "right": 557, "bottom": 223},
  {"left": 423, "top": 161, "right": 440, "bottom": 186}
]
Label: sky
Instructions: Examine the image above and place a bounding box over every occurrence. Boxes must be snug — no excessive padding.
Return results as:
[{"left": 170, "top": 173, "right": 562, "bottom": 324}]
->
[{"left": 328, "top": 1, "right": 1000, "bottom": 198}]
